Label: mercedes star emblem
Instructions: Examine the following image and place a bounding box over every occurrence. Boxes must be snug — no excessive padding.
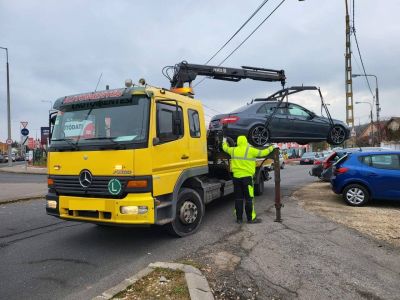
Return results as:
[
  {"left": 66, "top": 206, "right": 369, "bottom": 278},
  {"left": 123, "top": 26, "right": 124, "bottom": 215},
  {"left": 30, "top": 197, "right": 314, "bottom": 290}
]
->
[{"left": 79, "top": 170, "right": 93, "bottom": 188}]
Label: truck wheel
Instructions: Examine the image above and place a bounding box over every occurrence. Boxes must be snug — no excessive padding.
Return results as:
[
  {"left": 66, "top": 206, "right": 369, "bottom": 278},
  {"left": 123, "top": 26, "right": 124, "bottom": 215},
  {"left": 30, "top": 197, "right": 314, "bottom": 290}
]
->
[
  {"left": 254, "top": 179, "right": 264, "bottom": 196},
  {"left": 167, "top": 188, "right": 204, "bottom": 237}
]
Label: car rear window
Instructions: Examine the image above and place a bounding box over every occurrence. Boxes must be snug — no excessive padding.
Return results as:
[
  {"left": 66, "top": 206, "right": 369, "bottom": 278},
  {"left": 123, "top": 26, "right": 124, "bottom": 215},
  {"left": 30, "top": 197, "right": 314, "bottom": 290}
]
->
[
  {"left": 334, "top": 153, "right": 349, "bottom": 166},
  {"left": 230, "top": 105, "right": 250, "bottom": 113}
]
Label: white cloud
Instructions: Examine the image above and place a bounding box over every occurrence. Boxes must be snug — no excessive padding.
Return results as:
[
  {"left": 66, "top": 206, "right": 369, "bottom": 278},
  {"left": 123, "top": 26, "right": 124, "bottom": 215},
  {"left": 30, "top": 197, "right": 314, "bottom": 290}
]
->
[{"left": 0, "top": 0, "right": 399, "bottom": 141}]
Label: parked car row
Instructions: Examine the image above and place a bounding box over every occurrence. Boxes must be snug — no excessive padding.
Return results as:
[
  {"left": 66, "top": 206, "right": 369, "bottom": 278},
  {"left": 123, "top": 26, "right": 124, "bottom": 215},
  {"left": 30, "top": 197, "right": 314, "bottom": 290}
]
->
[
  {"left": 310, "top": 147, "right": 386, "bottom": 182},
  {"left": 308, "top": 147, "right": 400, "bottom": 206},
  {"left": 0, "top": 153, "right": 25, "bottom": 163},
  {"left": 0, "top": 153, "right": 15, "bottom": 163},
  {"left": 331, "top": 150, "right": 400, "bottom": 206}
]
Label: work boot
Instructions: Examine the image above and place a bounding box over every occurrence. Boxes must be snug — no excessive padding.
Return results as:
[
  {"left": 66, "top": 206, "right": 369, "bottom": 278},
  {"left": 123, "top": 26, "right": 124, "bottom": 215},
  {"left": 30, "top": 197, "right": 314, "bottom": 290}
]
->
[
  {"left": 247, "top": 218, "right": 262, "bottom": 224},
  {"left": 236, "top": 219, "right": 243, "bottom": 224}
]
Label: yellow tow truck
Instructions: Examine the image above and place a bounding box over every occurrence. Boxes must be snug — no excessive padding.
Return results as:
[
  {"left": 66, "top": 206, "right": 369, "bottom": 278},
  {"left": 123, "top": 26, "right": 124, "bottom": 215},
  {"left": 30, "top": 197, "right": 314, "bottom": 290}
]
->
[{"left": 46, "top": 62, "right": 285, "bottom": 236}]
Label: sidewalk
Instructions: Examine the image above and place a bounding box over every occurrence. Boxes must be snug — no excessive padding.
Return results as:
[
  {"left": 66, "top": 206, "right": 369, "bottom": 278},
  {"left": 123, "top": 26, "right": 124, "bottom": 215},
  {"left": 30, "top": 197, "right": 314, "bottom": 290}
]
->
[
  {"left": 0, "top": 183, "right": 47, "bottom": 204},
  {"left": 185, "top": 184, "right": 400, "bottom": 299},
  {"left": 0, "top": 163, "right": 47, "bottom": 174},
  {"left": 0, "top": 164, "right": 47, "bottom": 204}
]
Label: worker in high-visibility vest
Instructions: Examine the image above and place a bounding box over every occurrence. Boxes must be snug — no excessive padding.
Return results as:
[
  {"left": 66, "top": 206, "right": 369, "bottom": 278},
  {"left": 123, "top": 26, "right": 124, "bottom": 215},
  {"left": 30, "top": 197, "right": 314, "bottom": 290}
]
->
[{"left": 222, "top": 135, "right": 276, "bottom": 224}]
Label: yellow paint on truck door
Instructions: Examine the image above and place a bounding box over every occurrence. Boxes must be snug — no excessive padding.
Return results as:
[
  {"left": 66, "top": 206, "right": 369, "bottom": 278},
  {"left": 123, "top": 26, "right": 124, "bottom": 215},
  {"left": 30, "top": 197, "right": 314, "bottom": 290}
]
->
[
  {"left": 151, "top": 99, "right": 190, "bottom": 196},
  {"left": 187, "top": 108, "right": 208, "bottom": 168}
]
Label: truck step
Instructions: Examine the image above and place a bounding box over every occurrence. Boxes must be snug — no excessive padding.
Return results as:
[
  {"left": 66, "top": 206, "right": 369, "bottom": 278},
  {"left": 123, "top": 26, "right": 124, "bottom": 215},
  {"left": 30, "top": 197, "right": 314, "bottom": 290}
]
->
[{"left": 155, "top": 218, "right": 174, "bottom": 225}]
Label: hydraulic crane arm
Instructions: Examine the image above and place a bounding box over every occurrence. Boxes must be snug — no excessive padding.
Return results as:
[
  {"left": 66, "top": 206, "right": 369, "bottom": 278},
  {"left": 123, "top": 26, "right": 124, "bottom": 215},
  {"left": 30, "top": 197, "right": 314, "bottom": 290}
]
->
[{"left": 166, "top": 61, "right": 286, "bottom": 89}]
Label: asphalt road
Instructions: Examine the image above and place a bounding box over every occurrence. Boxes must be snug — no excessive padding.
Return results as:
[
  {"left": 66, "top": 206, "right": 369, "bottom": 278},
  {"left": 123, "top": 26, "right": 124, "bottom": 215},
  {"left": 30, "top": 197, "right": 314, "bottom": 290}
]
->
[
  {"left": 0, "top": 165, "right": 313, "bottom": 300},
  {"left": 0, "top": 171, "right": 46, "bottom": 184}
]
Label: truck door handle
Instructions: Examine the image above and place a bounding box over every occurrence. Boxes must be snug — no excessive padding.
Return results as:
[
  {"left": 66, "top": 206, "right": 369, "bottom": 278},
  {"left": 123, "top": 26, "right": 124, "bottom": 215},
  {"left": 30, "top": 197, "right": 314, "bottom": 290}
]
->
[
  {"left": 367, "top": 172, "right": 378, "bottom": 177},
  {"left": 181, "top": 154, "right": 189, "bottom": 160}
]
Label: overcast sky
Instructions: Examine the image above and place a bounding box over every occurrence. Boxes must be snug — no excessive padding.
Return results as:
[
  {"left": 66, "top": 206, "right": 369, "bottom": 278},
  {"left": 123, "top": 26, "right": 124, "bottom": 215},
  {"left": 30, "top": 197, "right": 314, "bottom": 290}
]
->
[{"left": 0, "top": 0, "right": 399, "bottom": 142}]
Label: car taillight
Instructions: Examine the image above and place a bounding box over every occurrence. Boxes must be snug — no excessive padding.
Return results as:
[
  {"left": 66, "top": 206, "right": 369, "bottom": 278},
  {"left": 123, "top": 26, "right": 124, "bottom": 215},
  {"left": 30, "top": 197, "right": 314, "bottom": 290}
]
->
[
  {"left": 221, "top": 116, "right": 240, "bottom": 124},
  {"left": 334, "top": 167, "right": 349, "bottom": 175},
  {"left": 314, "top": 160, "right": 321, "bottom": 165}
]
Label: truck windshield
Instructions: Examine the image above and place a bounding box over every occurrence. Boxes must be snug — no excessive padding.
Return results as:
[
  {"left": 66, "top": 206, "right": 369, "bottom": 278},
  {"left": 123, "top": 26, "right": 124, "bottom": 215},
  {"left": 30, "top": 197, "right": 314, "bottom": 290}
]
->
[{"left": 50, "top": 95, "right": 150, "bottom": 150}]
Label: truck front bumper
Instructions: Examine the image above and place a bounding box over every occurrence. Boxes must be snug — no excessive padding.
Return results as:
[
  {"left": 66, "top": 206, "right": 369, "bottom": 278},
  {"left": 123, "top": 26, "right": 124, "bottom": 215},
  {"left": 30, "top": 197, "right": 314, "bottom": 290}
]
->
[{"left": 46, "top": 192, "right": 155, "bottom": 225}]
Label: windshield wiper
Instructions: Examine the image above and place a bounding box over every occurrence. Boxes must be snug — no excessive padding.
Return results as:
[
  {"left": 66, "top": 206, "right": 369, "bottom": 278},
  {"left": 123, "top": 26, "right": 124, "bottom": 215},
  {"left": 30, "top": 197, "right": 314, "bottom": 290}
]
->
[{"left": 51, "top": 138, "right": 79, "bottom": 150}]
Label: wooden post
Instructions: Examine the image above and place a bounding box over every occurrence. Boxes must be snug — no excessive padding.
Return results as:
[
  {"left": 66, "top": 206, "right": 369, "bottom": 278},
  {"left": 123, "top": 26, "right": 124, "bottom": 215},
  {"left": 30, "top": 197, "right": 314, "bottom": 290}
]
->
[{"left": 273, "top": 148, "right": 282, "bottom": 222}]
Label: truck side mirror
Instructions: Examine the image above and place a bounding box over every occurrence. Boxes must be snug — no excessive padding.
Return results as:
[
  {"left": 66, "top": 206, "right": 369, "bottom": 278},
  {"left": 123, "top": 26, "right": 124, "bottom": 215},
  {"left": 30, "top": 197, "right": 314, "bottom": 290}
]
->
[
  {"left": 50, "top": 115, "right": 57, "bottom": 125},
  {"left": 49, "top": 112, "right": 58, "bottom": 142},
  {"left": 153, "top": 137, "right": 160, "bottom": 146}
]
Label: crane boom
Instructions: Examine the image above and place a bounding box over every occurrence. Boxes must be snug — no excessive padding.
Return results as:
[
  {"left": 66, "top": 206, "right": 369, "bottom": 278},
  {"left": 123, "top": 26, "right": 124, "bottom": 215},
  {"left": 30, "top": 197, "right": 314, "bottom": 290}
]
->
[{"left": 168, "top": 61, "right": 286, "bottom": 89}]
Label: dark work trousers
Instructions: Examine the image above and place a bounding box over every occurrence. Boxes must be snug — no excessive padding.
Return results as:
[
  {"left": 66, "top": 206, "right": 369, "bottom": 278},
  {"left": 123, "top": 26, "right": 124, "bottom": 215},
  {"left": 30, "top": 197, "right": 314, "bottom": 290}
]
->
[{"left": 233, "top": 176, "right": 253, "bottom": 221}]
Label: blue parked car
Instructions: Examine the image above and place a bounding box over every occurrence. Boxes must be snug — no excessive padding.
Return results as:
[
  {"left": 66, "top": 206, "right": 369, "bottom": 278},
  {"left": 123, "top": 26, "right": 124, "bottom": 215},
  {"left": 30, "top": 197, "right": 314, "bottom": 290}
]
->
[{"left": 331, "top": 151, "right": 400, "bottom": 206}]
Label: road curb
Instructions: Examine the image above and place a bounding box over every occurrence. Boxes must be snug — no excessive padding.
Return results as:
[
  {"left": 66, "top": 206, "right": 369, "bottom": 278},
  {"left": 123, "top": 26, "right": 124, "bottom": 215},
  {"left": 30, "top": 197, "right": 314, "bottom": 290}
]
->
[
  {"left": 92, "top": 261, "right": 214, "bottom": 300},
  {"left": 0, "top": 195, "right": 45, "bottom": 205}
]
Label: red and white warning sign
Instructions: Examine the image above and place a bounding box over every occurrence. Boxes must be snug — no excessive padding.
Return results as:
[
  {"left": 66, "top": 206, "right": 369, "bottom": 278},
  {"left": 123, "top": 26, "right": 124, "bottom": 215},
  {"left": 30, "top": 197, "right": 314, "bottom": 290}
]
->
[{"left": 6, "top": 139, "right": 12, "bottom": 145}]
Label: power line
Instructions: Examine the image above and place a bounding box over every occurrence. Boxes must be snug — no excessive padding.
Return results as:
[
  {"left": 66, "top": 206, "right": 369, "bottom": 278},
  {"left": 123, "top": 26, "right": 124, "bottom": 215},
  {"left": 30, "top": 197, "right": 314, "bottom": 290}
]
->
[
  {"left": 351, "top": 0, "right": 374, "bottom": 98},
  {"left": 204, "top": 0, "right": 270, "bottom": 65},
  {"left": 203, "top": 103, "right": 222, "bottom": 114},
  {"left": 352, "top": 31, "right": 374, "bottom": 97},
  {"left": 218, "top": 0, "right": 286, "bottom": 66},
  {"left": 352, "top": 53, "right": 375, "bottom": 107},
  {"left": 194, "top": 0, "right": 287, "bottom": 88}
]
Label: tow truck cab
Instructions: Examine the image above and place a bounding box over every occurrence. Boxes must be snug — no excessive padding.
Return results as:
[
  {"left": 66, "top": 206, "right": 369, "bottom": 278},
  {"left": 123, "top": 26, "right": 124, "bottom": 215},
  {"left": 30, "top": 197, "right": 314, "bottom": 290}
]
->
[{"left": 46, "top": 85, "right": 248, "bottom": 236}]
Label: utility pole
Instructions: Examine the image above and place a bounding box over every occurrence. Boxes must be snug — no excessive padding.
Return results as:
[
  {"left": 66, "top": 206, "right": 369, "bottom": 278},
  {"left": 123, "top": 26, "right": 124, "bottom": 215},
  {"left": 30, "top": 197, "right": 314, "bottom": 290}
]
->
[
  {"left": 352, "top": 74, "right": 381, "bottom": 145},
  {"left": 0, "top": 46, "right": 12, "bottom": 167},
  {"left": 355, "top": 101, "right": 374, "bottom": 146},
  {"left": 344, "top": 1, "right": 355, "bottom": 142}
]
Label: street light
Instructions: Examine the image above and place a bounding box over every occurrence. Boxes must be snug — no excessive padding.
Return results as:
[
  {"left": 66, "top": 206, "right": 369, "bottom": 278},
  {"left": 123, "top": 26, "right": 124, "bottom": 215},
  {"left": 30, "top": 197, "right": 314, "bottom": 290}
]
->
[
  {"left": 0, "top": 46, "right": 12, "bottom": 167},
  {"left": 352, "top": 74, "right": 381, "bottom": 144},
  {"left": 41, "top": 100, "right": 53, "bottom": 110},
  {"left": 355, "top": 101, "right": 374, "bottom": 146}
]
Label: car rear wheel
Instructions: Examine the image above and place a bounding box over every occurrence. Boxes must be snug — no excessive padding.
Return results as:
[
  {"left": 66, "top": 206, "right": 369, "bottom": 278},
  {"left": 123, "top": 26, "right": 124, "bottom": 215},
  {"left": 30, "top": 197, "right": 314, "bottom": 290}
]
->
[
  {"left": 328, "top": 125, "right": 346, "bottom": 145},
  {"left": 248, "top": 125, "right": 270, "bottom": 147},
  {"left": 342, "top": 184, "right": 370, "bottom": 206},
  {"left": 254, "top": 179, "right": 264, "bottom": 196}
]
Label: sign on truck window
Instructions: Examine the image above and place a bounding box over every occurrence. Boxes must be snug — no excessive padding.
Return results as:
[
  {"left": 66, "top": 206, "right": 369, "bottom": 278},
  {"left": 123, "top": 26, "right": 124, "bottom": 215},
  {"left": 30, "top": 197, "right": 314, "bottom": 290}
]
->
[{"left": 63, "top": 120, "right": 95, "bottom": 138}]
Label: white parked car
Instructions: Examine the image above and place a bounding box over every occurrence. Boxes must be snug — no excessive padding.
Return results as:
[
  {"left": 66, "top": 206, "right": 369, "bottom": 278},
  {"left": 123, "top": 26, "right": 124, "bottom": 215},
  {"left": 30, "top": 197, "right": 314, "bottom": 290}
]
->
[{"left": 264, "top": 153, "right": 285, "bottom": 170}]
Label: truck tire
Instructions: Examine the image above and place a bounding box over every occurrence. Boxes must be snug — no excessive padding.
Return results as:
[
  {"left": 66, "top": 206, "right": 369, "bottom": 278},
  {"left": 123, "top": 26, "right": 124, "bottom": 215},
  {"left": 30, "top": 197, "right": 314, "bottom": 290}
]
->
[
  {"left": 254, "top": 178, "right": 264, "bottom": 196},
  {"left": 167, "top": 188, "right": 204, "bottom": 237}
]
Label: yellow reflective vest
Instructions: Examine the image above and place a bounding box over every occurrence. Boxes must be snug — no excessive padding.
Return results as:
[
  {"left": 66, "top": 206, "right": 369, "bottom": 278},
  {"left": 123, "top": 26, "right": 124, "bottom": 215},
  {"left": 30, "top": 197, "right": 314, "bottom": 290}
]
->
[{"left": 222, "top": 135, "right": 274, "bottom": 178}]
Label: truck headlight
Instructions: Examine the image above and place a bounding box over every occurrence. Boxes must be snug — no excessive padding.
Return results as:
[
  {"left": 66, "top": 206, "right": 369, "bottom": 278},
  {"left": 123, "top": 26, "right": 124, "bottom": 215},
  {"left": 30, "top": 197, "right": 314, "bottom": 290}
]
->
[
  {"left": 47, "top": 200, "right": 57, "bottom": 209},
  {"left": 120, "top": 206, "right": 148, "bottom": 215}
]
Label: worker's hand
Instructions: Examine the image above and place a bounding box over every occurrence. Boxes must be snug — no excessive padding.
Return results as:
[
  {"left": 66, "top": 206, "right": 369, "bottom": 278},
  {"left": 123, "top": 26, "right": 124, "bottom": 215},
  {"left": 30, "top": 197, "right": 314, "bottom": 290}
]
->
[
  {"left": 222, "top": 137, "right": 227, "bottom": 144},
  {"left": 272, "top": 143, "right": 280, "bottom": 149}
]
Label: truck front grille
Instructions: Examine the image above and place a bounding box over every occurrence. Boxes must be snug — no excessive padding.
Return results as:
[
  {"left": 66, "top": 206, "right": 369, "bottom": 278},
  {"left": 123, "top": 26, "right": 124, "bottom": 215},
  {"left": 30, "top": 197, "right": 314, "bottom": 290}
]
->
[{"left": 51, "top": 175, "right": 129, "bottom": 198}]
